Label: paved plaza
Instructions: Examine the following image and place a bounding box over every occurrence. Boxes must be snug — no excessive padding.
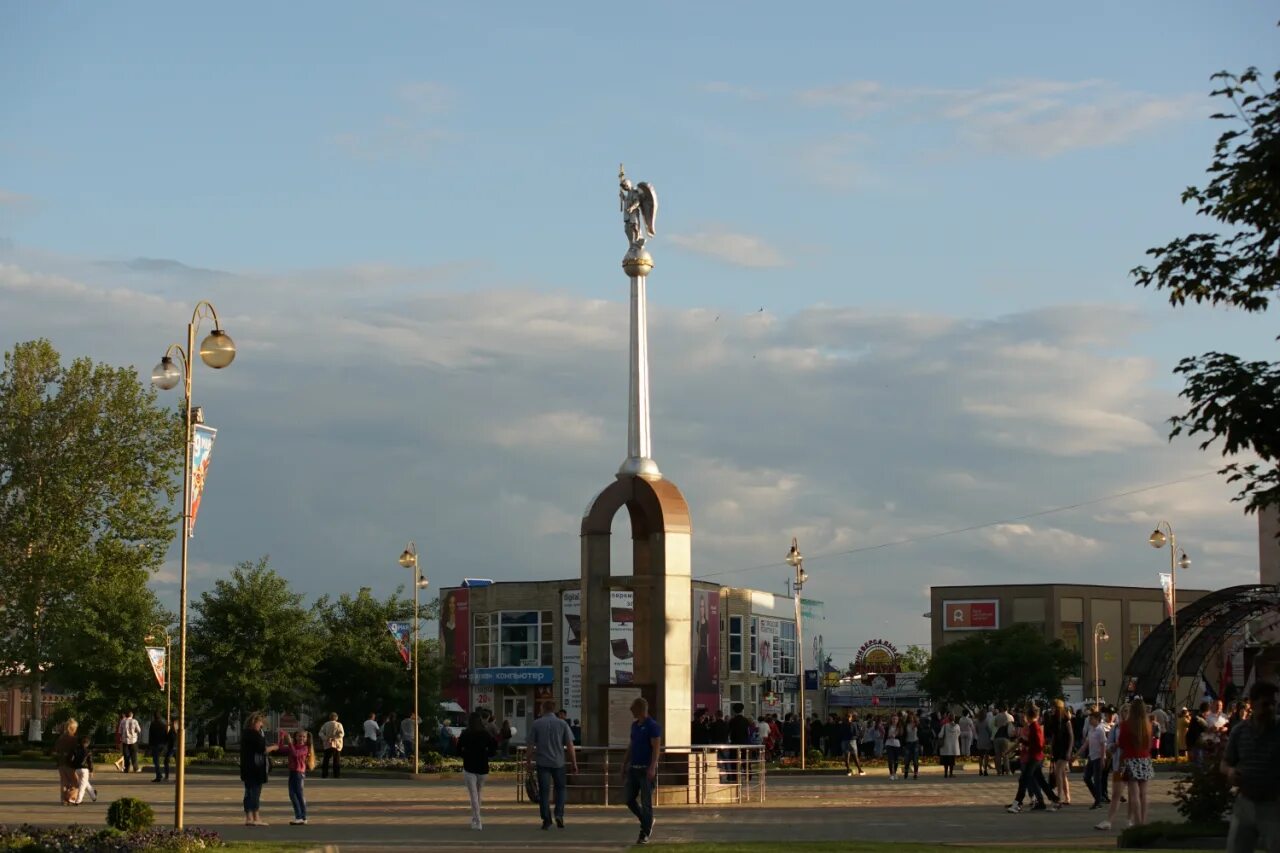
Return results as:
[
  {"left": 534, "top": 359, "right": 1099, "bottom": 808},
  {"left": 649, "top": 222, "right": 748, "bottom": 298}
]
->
[{"left": 0, "top": 765, "right": 1185, "bottom": 850}]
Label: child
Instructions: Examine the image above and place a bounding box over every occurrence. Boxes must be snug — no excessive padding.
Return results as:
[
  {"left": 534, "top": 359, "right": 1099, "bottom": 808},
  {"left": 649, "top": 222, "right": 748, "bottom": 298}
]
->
[
  {"left": 71, "top": 735, "right": 97, "bottom": 804},
  {"left": 276, "top": 730, "right": 315, "bottom": 825}
]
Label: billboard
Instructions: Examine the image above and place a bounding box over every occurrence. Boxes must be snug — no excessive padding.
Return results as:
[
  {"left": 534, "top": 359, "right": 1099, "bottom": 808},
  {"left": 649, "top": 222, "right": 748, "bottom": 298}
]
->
[
  {"left": 692, "top": 588, "right": 720, "bottom": 712},
  {"left": 561, "top": 588, "right": 634, "bottom": 723},
  {"left": 441, "top": 588, "right": 470, "bottom": 707},
  {"left": 942, "top": 599, "right": 999, "bottom": 631},
  {"left": 757, "top": 617, "right": 780, "bottom": 677}
]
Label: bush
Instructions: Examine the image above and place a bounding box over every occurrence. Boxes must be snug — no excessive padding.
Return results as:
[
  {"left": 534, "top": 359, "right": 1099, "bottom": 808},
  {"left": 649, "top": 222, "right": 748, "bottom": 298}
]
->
[
  {"left": 1173, "top": 762, "right": 1235, "bottom": 824},
  {"left": 17, "top": 750, "right": 44, "bottom": 761},
  {"left": 0, "top": 823, "right": 221, "bottom": 853},
  {"left": 806, "top": 748, "right": 824, "bottom": 765},
  {"left": 1118, "top": 819, "right": 1229, "bottom": 848},
  {"left": 202, "top": 746, "right": 224, "bottom": 760},
  {"left": 107, "top": 797, "right": 155, "bottom": 833}
]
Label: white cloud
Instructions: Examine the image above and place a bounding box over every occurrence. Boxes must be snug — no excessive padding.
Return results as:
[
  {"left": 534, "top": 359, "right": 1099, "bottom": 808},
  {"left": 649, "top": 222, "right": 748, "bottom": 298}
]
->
[
  {"left": 0, "top": 189, "right": 33, "bottom": 208},
  {"left": 980, "top": 522, "right": 1101, "bottom": 555},
  {"left": 332, "top": 80, "right": 456, "bottom": 160},
  {"left": 670, "top": 227, "right": 786, "bottom": 268},
  {"left": 488, "top": 411, "right": 606, "bottom": 449}
]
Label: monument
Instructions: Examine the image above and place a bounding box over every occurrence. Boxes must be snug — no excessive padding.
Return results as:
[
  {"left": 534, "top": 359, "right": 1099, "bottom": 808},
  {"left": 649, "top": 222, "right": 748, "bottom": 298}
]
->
[{"left": 580, "top": 166, "right": 693, "bottom": 754}]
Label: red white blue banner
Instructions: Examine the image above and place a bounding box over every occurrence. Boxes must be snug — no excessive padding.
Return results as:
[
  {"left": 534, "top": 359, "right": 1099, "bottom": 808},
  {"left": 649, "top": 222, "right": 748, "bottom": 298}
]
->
[
  {"left": 387, "top": 621, "right": 412, "bottom": 668},
  {"left": 189, "top": 425, "right": 217, "bottom": 537},
  {"left": 145, "top": 646, "right": 166, "bottom": 689}
]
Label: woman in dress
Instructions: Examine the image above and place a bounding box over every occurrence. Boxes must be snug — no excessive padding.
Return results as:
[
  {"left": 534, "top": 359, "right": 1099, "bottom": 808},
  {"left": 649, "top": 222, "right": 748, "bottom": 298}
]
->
[
  {"left": 457, "top": 711, "right": 497, "bottom": 830},
  {"left": 239, "top": 712, "right": 282, "bottom": 826},
  {"left": 1118, "top": 699, "right": 1154, "bottom": 827},
  {"left": 694, "top": 595, "right": 712, "bottom": 694},
  {"left": 1048, "top": 698, "right": 1075, "bottom": 806},
  {"left": 938, "top": 713, "right": 961, "bottom": 778}
]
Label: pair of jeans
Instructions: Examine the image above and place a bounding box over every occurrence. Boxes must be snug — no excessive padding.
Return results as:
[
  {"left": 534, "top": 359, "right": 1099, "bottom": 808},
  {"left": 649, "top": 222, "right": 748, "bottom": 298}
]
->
[
  {"left": 625, "top": 766, "right": 654, "bottom": 835},
  {"left": 536, "top": 764, "right": 566, "bottom": 824},
  {"left": 1083, "top": 758, "right": 1104, "bottom": 804},
  {"left": 1014, "top": 759, "right": 1057, "bottom": 805},
  {"left": 885, "top": 744, "right": 902, "bottom": 777},
  {"left": 242, "top": 782, "right": 262, "bottom": 813},
  {"left": 151, "top": 745, "right": 166, "bottom": 780},
  {"left": 1227, "top": 795, "right": 1280, "bottom": 853},
  {"left": 903, "top": 741, "right": 920, "bottom": 776},
  {"left": 322, "top": 748, "right": 341, "bottom": 778},
  {"left": 287, "top": 771, "right": 306, "bottom": 820}
]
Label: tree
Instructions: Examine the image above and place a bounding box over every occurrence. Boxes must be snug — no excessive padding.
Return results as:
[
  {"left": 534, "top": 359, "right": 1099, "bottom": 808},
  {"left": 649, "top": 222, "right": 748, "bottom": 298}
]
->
[
  {"left": 187, "top": 557, "right": 320, "bottom": 742},
  {"left": 898, "top": 644, "right": 931, "bottom": 675},
  {"left": 918, "top": 624, "right": 1080, "bottom": 710},
  {"left": 1132, "top": 59, "right": 1280, "bottom": 514},
  {"left": 0, "top": 340, "right": 181, "bottom": 732}
]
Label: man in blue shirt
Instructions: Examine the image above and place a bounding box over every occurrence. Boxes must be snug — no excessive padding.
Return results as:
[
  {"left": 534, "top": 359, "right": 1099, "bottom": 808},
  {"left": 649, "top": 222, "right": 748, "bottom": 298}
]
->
[{"left": 620, "top": 696, "right": 661, "bottom": 845}]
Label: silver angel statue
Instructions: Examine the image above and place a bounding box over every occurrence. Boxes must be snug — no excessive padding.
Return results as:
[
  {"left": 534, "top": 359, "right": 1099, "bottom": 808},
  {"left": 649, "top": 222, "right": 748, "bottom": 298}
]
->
[{"left": 619, "top": 164, "right": 658, "bottom": 250}]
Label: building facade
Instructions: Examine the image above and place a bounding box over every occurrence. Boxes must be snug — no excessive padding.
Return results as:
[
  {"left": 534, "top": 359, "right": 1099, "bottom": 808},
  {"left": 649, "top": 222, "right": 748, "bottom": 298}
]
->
[
  {"left": 929, "top": 583, "right": 1210, "bottom": 704},
  {"left": 439, "top": 578, "right": 823, "bottom": 741}
]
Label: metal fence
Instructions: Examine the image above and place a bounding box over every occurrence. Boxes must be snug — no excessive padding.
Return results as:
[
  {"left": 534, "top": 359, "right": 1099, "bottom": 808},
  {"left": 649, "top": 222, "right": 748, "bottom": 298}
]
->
[{"left": 516, "top": 745, "right": 767, "bottom": 806}]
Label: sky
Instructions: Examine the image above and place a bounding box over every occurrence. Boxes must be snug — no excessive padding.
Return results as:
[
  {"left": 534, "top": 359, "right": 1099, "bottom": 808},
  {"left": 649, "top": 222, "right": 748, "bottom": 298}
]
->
[{"left": 1, "top": 2, "right": 1276, "bottom": 665}]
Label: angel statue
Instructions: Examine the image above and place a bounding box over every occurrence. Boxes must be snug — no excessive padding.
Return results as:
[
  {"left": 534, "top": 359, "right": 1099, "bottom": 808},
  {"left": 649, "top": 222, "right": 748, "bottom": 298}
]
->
[{"left": 619, "top": 164, "right": 658, "bottom": 250}]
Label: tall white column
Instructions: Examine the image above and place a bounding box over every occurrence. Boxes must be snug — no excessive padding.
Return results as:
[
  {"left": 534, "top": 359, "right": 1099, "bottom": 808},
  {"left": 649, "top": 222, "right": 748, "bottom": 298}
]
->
[{"left": 620, "top": 253, "right": 661, "bottom": 480}]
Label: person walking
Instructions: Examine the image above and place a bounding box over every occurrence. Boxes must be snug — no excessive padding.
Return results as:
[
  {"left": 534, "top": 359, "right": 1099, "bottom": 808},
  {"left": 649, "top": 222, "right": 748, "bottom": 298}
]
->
[
  {"left": 149, "top": 712, "right": 169, "bottom": 782},
  {"left": 1116, "top": 698, "right": 1155, "bottom": 827},
  {"left": 70, "top": 734, "right": 97, "bottom": 805},
  {"left": 1221, "top": 681, "right": 1279, "bottom": 853},
  {"left": 382, "top": 713, "right": 400, "bottom": 758},
  {"left": 1006, "top": 705, "right": 1059, "bottom": 813},
  {"left": 1095, "top": 704, "right": 1131, "bottom": 831},
  {"left": 884, "top": 714, "right": 903, "bottom": 780},
  {"left": 54, "top": 719, "right": 80, "bottom": 805},
  {"left": 117, "top": 711, "right": 141, "bottom": 774},
  {"left": 1048, "top": 698, "right": 1075, "bottom": 807},
  {"left": 239, "top": 712, "right": 281, "bottom": 826},
  {"left": 318, "top": 712, "right": 344, "bottom": 779},
  {"left": 992, "top": 706, "right": 1013, "bottom": 776},
  {"left": 400, "top": 713, "right": 418, "bottom": 759},
  {"left": 276, "top": 729, "right": 315, "bottom": 825},
  {"left": 958, "top": 711, "right": 976, "bottom": 763},
  {"left": 526, "top": 700, "right": 578, "bottom": 830},
  {"left": 975, "top": 709, "right": 994, "bottom": 776},
  {"left": 903, "top": 712, "right": 921, "bottom": 780},
  {"left": 164, "top": 718, "right": 178, "bottom": 780},
  {"left": 938, "top": 714, "right": 961, "bottom": 779},
  {"left": 457, "top": 711, "right": 498, "bottom": 830},
  {"left": 844, "top": 713, "right": 866, "bottom": 776},
  {"left": 1080, "top": 710, "right": 1107, "bottom": 809},
  {"left": 621, "top": 696, "right": 662, "bottom": 846},
  {"left": 112, "top": 714, "right": 125, "bottom": 772}
]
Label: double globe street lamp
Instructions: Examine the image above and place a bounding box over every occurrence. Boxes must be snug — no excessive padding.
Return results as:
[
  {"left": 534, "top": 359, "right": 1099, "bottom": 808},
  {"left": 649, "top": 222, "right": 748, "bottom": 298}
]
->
[
  {"left": 398, "top": 542, "right": 430, "bottom": 776},
  {"left": 151, "top": 301, "right": 235, "bottom": 830}
]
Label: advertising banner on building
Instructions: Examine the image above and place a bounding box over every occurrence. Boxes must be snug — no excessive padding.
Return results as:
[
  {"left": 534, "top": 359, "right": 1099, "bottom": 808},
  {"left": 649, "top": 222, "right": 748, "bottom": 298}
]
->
[
  {"left": 188, "top": 425, "right": 217, "bottom": 537},
  {"left": 1159, "top": 573, "right": 1173, "bottom": 618},
  {"left": 145, "top": 646, "right": 166, "bottom": 689},
  {"left": 387, "top": 621, "right": 412, "bottom": 668},
  {"left": 692, "top": 588, "right": 720, "bottom": 712},
  {"left": 442, "top": 588, "right": 470, "bottom": 707},
  {"left": 942, "top": 599, "right": 999, "bottom": 631},
  {"left": 561, "top": 588, "right": 635, "bottom": 723},
  {"left": 757, "top": 617, "right": 780, "bottom": 677}
]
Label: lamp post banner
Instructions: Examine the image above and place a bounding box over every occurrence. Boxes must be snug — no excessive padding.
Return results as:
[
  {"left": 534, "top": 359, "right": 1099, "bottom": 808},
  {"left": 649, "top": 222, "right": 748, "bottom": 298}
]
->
[
  {"left": 145, "top": 646, "right": 167, "bottom": 689},
  {"left": 1159, "top": 573, "right": 1173, "bottom": 618},
  {"left": 188, "top": 425, "right": 217, "bottom": 538},
  {"left": 387, "top": 621, "right": 412, "bottom": 668}
]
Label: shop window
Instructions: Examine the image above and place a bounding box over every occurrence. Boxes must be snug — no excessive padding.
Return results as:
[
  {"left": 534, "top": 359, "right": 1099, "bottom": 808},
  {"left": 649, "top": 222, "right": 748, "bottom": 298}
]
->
[
  {"left": 473, "top": 610, "right": 555, "bottom": 668},
  {"left": 1059, "top": 621, "right": 1084, "bottom": 678},
  {"left": 729, "top": 616, "right": 743, "bottom": 672}
]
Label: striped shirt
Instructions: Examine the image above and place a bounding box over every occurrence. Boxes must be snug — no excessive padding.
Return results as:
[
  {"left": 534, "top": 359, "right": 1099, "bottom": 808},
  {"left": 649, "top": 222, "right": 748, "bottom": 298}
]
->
[{"left": 1224, "top": 718, "right": 1280, "bottom": 802}]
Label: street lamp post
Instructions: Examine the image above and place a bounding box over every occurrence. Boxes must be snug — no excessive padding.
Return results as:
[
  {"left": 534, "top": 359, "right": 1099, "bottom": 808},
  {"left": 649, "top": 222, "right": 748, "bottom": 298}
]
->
[
  {"left": 1092, "top": 623, "right": 1109, "bottom": 707},
  {"left": 398, "top": 542, "right": 429, "bottom": 776},
  {"left": 145, "top": 625, "right": 173, "bottom": 721},
  {"left": 785, "top": 537, "right": 808, "bottom": 770},
  {"left": 151, "top": 301, "right": 236, "bottom": 830},
  {"left": 1149, "top": 522, "right": 1191, "bottom": 705}
]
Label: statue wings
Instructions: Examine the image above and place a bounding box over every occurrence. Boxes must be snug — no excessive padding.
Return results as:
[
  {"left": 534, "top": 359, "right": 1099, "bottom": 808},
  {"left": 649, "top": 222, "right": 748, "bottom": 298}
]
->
[{"left": 637, "top": 181, "right": 658, "bottom": 237}]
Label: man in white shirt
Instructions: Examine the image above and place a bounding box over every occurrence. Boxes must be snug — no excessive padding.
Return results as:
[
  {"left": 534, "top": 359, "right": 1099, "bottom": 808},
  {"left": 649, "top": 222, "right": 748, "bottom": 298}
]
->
[
  {"left": 318, "top": 712, "right": 345, "bottom": 779},
  {"left": 117, "top": 710, "right": 142, "bottom": 773},
  {"left": 1205, "top": 700, "right": 1230, "bottom": 743},
  {"left": 362, "top": 712, "right": 382, "bottom": 757},
  {"left": 1079, "top": 710, "right": 1109, "bottom": 808}
]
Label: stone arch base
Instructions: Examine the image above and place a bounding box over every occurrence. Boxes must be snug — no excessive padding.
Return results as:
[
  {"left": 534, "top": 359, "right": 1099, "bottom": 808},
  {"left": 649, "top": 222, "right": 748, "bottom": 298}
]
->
[{"left": 580, "top": 475, "right": 691, "bottom": 748}]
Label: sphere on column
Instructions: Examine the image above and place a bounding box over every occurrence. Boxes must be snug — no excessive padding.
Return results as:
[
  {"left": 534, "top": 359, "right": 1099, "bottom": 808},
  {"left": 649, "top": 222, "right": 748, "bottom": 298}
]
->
[{"left": 622, "top": 247, "right": 654, "bottom": 278}]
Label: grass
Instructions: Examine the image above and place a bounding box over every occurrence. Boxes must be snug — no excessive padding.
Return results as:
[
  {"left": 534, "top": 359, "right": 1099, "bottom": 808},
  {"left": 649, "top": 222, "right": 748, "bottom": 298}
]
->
[
  {"left": 645, "top": 840, "right": 1126, "bottom": 845},
  {"left": 221, "top": 844, "right": 310, "bottom": 853}
]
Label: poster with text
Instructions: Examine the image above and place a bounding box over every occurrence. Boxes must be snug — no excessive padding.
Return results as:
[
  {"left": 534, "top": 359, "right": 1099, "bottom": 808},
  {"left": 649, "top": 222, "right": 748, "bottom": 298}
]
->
[
  {"left": 692, "top": 588, "right": 720, "bottom": 711},
  {"left": 561, "top": 588, "right": 634, "bottom": 724},
  {"left": 145, "top": 646, "right": 166, "bottom": 689},
  {"left": 757, "top": 617, "right": 780, "bottom": 678}
]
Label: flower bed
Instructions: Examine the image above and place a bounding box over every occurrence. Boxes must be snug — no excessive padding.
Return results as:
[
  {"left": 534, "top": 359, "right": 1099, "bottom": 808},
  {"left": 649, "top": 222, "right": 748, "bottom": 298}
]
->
[{"left": 0, "top": 824, "right": 221, "bottom": 853}]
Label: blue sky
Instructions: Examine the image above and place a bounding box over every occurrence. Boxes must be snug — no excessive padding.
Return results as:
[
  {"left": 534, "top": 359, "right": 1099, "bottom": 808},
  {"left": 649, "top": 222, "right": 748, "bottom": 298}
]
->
[{"left": 1, "top": 2, "right": 1275, "bottom": 658}]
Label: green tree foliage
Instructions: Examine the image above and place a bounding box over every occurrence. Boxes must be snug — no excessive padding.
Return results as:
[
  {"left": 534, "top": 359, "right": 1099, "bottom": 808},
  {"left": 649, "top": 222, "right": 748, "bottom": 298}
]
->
[
  {"left": 1132, "top": 61, "right": 1280, "bottom": 514},
  {"left": 187, "top": 557, "right": 320, "bottom": 728},
  {"left": 0, "top": 340, "right": 180, "bottom": 726},
  {"left": 898, "top": 644, "right": 931, "bottom": 674},
  {"left": 918, "top": 624, "right": 1080, "bottom": 709}
]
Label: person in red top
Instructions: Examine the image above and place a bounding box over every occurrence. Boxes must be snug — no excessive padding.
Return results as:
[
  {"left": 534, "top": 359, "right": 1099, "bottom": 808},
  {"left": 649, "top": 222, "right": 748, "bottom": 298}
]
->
[
  {"left": 1117, "top": 698, "right": 1154, "bottom": 827},
  {"left": 1006, "top": 705, "right": 1060, "bottom": 813}
]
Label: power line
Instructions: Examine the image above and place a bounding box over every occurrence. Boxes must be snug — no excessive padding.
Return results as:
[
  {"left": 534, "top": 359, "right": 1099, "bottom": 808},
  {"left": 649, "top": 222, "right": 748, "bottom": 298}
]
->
[{"left": 694, "top": 469, "right": 1219, "bottom": 581}]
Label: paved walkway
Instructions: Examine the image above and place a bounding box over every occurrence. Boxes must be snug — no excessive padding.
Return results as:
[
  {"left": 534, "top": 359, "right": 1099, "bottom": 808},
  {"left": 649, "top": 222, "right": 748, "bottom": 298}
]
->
[{"left": 0, "top": 765, "right": 1182, "bottom": 850}]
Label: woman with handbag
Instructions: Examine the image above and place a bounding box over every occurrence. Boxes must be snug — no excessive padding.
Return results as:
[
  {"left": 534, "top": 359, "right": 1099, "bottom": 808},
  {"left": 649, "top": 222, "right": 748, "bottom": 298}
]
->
[{"left": 239, "top": 713, "right": 281, "bottom": 826}]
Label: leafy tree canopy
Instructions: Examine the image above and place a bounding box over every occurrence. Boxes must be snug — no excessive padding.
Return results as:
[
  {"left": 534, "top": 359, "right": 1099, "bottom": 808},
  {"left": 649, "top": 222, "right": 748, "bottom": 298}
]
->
[
  {"left": 1132, "top": 60, "right": 1280, "bottom": 514},
  {"left": 188, "top": 556, "right": 321, "bottom": 725},
  {"left": 918, "top": 624, "right": 1079, "bottom": 710},
  {"left": 898, "top": 644, "right": 931, "bottom": 674},
  {"left": 0, "top": 339, "right": 180, "bottom": 725}
]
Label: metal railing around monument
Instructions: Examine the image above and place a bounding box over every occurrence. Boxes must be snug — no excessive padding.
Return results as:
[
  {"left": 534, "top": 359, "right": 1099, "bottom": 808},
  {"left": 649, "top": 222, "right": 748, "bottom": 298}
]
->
[{"left": 515, "top": 744, "right": 767, "bottom": 806}]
